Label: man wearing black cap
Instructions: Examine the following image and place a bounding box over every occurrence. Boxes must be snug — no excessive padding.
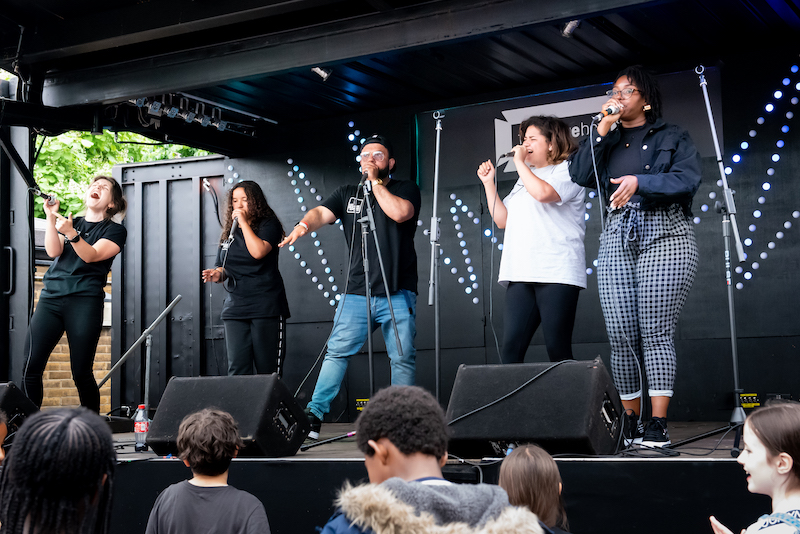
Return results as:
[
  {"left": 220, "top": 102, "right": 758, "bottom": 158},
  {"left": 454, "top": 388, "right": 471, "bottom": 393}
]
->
[{"left": 280, "top": 134, "right": 421, "bottom": 439}]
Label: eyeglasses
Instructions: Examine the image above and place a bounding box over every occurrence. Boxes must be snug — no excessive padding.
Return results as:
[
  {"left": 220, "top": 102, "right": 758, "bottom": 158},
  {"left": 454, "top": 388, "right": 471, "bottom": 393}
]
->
[
  {"left": 359, "top": 150, "right": 386, "bottom": 162},
  {"left": 606, "top": 88, "right": 639, "bottom": 98}
]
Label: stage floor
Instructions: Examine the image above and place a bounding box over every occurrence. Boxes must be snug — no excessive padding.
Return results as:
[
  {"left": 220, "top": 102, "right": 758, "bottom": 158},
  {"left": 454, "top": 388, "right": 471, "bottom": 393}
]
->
[{"left": 115, "top": 420, "right": 743, "bottom": 461}]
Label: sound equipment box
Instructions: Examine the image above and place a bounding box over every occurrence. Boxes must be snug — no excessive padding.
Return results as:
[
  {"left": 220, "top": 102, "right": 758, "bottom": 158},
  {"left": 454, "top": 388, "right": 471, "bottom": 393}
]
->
[
  {"left": 445, "top": 357, "right": 622, "bottom": 457},
  {"left": 147, "top": 374, "right": 309, "bottom": 457},
  {"left": 0, "top": 382, "right": 39, "bottom": 436}
]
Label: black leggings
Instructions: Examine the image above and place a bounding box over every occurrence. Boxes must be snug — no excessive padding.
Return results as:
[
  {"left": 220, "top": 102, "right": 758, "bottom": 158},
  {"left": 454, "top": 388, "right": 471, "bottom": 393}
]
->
[
  {"left": 23, "top": 295, "right": 104, "bottom": 412},
  {"left": 501, "top": 282, "right": 581, "bottom": 364}
]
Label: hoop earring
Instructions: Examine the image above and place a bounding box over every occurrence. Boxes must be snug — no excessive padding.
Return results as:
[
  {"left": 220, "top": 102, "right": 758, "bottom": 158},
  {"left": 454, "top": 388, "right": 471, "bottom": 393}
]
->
[{"left": 643, "top": 104, "right": 652, "bottom": 112}]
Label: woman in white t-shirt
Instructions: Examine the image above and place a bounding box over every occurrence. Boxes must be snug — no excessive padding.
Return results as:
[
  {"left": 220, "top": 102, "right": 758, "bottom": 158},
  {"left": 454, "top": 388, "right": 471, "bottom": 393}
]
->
[{"left": 477, "top": 116, "right": 586, "bottom": 363}]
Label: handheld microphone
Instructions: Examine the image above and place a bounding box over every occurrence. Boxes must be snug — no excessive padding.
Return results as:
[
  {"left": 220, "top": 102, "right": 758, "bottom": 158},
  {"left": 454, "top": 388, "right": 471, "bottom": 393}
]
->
[
  {"left": 500, "top": 150, "right": 516, "bottom": 159},
  {"left": 358, "top": 171, "right": 368, "bottom": 187},
  {"left": 33, "top": 189, "right": 57, "bottom": 206},
  {"left": 592, "top": 105, "right": 621, "bottom": 122},
  {"left": 228, "top": 217, "right": 239, "bottom": 241}
]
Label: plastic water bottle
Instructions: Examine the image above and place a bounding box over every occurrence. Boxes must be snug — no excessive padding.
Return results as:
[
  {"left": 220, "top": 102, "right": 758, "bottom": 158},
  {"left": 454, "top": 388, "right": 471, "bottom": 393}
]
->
[{"left": 134, "top": 404, "right": 150, "bottom": 452}]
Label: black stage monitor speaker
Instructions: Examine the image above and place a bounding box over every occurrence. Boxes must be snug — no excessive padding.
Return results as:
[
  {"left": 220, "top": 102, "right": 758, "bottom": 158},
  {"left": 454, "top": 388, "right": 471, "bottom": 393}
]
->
[
  {"left": 147, "top": 374, "right": 309, "bottom": 457},
  {"left": 0, "top": 382, "right": 39, "bottom": 438},
  {"left": 445, "top": 357, "right": 622, "bottom": 457}
]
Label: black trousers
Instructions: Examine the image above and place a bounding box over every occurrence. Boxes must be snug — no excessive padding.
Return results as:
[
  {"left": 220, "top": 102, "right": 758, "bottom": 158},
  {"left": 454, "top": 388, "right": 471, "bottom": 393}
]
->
[
  {"left": 224, "top": 316, "right": 285, "bottom": 376},
  {"left": 501, "top": 282, "right": 581, "bottom": 364},
  {"left": 23, "top": 295, "right": 104, "bottom": 412}
]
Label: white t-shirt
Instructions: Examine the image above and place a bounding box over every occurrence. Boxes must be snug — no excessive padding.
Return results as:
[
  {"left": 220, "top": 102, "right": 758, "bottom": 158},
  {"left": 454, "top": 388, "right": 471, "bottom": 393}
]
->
[{"left": 498, "top": 160, "right": 587, "bottom": 289}]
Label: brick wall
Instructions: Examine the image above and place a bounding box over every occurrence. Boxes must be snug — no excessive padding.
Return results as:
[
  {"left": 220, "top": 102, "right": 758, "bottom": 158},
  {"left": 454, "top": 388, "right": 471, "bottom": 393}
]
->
[{"left": 35, "top": 266, "right": 113, "bottom": 414}]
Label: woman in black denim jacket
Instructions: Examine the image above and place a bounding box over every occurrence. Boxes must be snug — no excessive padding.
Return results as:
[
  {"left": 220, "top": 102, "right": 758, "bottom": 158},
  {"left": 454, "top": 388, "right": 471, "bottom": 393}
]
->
[{"left": 570, "top": 65, "right": 702, "bottom": 448}]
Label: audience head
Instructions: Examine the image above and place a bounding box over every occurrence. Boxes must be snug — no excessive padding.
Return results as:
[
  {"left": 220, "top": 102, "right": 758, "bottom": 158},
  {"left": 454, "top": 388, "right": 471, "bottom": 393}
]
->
[
  {"left": 740, "top": 400, "right": 800, "bottom": 495},
  {"left": 0, "top": 407, "right": 116, "bottom": 534},
  {"left": 356, "top": 386, "right": 449, "bottom": 482},
  {"left": 499, "top": 444, "right": 568, "bottom": 530},
  {"left": 177, "top": 408, "right": 243, "bottom": 477}
]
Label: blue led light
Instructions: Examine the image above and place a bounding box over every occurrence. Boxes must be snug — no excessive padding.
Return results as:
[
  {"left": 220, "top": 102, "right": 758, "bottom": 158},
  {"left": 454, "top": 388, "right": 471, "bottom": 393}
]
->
[
  {"left": 348, "top": 121, "right": 355, "bottom": 127},
  {"left": 766, "top": 104, "right": 774, "bottom": 112},
  {"left": 470, "top": 274, "right": 477, "bottom": 282},
  {"left": 294, "top": 188, "right": 300, "bottom": 194},
  {"left": 749, "top": 224, "right": 756, "bottom": 232},
  {"left": 293, "top": 165, "right": 299, "bottom": 172},
  {"left": 593, "top": 259, "right": 598, "bottom": 267},
  {"left": 348, "top": 134, "right": 355, "bottom": 141},
  {"left": 461, "top": 205, "right": 468, "bottom": 212},
  {"left": 777, "top": 140, "right": 785, "bottom": 148},
  {"left": 744, "top": 238, "right": 752, "bottom": 246},
  {"left": 783, "top": 78, "right": 791, "bottom": 86},
  {"left": 732, "top": 154, "right": 741, "bottom": 163},
  {"left": 744, "top": 272, "right": 752, "bottom": 280},
  {"left": 297, "top": 197, "right": 304, "bottom": 203},
  {"left": 484, "top": 229, "right": 492, "bottom": 237},
  {"left": 693, "top": 217, "right": 701, "bottom": 224},
  {"left": 767, "top": 168, "right": 775, "bottom": 176},
  {"left": 586, "top": 268, "right": 593, "bottom": 275},
  {"left": 465, "top": 287, "right": 473, "bottom": 294},
  {"left": 740, "top": 142, "right": 749, "bottom": 149},
  {"left": 753, "top": 210, "right": 762, "bottom": 218},
  {"left": 772, "top": 154, "right": 780, "bottom": 162},
  {"left": 782, "top": 125, "right": 790, "bottom": 133},
  {"left": 450, "top": 207, "right": 456, "bottom": 214},
  {"left": 584, "top": 213, "right": 590, "bottom": 221},
  {"left": 498, "top": 244, "right": 503, "bottom": 251},
  {"left": 458, "top": 277, "right": 464, "bottom": 284},
  {"left": 462, "top": 249, "right": 469, "bottom": 256},
  {"left": 701, "top": 204, "right": 708, "bottom": 212},
  {"left": 294, "top": 253, "right": 301, "bottom": 259},
  {"left": 444, "top": 257, "right": 451, "bottom": 265},
  {"left": 455, "top": 199, "right": 462, "bottom": 206},
  {"left": 752, "top": 262, "right": 760, "bottom": 270},
  {"left": 792, "top": 65, "right": 799, "bottom": 73},
  {"left": 459, "top": 240, "right": 466, "bottom": 247},
  {"left": 725, "top": 167, "right": 732, "bottom": 175},
  {"left": 775, "top": 91, "right": 783, "bottom": 99}
]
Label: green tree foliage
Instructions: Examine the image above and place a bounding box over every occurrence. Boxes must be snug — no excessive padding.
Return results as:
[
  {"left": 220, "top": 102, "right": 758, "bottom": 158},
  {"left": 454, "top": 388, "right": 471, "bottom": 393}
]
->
[{"left": 32, "top": 130, "right": 211, "bottom": 218}]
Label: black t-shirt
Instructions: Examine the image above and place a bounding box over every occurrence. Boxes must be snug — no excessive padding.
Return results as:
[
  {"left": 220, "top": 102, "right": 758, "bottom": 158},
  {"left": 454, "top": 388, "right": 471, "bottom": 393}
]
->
[
  {"left": 41, "top": 217, "right": 127, "bottom": 298},
  {"left": 605, "top": 124, "right": 649, "bottom": 206},
  {"left": 321, "top": 179, "right": 421, "bottom": 296},
  {"left": 144, "top": 481, "right": 271, "bottom": 534},
  {"left": 215, "top": 217, "right": 290, "bottom": 320}
]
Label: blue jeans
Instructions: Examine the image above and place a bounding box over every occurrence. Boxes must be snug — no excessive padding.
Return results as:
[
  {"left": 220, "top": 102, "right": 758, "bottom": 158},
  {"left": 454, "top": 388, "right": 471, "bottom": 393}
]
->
[{"left": 307, "top": 290, "right": 416, "bottom": 419}]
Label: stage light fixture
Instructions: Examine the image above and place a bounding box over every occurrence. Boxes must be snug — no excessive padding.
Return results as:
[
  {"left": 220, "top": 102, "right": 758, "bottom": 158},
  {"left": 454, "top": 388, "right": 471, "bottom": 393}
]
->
[
  {"left": 311, "top": 67, "right": 332, "bottom": 81},
  {"left": 561, "top": 20, "right": 580, "bottom": 38}
]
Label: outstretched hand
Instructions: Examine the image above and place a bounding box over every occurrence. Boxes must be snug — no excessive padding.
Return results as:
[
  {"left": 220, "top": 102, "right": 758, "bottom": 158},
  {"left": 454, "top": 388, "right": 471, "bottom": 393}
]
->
[
  {"left": 54, "top": 213, "right": 75, "bottom": 237},
  {"left": 709, "top": 515, "right": 744, "bottom": 534},
  {"left": 609, "top": 175, "right": 638, "bottom": 209}
]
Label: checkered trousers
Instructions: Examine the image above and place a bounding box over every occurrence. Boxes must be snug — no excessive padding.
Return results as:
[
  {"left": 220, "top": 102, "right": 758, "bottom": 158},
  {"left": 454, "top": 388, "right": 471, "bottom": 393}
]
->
[{"left": 597, "top": 203, "right": 698, "bottom": 398}]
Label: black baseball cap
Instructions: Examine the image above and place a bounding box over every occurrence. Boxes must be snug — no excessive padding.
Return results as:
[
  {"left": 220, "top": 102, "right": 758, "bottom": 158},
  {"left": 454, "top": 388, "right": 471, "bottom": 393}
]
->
[{"left": 359, "top": 134, "right": 393, "bottom": 158}]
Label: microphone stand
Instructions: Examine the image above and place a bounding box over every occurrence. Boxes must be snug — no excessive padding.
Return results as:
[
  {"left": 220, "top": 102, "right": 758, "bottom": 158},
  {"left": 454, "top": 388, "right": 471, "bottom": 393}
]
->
[
  {"left": 427, "top": 110, "right": 444, "bottom": 402},
  {"left": 667, "top": 66, "right": 746, "bottom": 453},
  {"left": 358, "top": 179, "right": 403, "bottom": 397}
]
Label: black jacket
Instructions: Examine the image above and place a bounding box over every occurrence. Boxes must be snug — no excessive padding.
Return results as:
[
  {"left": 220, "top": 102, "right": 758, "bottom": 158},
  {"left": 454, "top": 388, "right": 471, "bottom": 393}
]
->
[{"left": 569, "top": 118, "right": 702, "bottom": 215}]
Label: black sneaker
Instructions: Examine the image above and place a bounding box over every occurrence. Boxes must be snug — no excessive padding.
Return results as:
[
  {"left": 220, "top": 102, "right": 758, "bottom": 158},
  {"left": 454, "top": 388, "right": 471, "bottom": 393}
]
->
[
  {"left": 304, "top": 408, "right": 322, "bottom": 441},
  {"left": 623, "top": 411, "right": 645, "bottom": 447},
  {"left": 641, "top": 417, "right": 671, "bottom": 447}
]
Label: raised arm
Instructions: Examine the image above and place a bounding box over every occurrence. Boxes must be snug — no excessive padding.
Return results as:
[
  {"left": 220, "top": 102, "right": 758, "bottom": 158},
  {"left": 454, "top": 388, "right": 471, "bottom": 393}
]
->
[
  {"left": 477, "top": 159, "right": 508, "bottom": 228},
  {"left": 279, "top": 205, "right": 337, "bottom": 247}
]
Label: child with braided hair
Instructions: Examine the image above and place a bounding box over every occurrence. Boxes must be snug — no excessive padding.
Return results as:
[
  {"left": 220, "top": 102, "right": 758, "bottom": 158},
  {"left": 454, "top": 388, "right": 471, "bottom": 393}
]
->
[{"left": 0, "top": 407, "right": 116, "bottom": 534}]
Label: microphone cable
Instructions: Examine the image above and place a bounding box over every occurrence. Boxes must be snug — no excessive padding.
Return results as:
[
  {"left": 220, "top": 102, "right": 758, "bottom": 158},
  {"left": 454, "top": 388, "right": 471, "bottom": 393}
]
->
[{"left": 588, "top": 118, "right": 645, "bottom": 426}]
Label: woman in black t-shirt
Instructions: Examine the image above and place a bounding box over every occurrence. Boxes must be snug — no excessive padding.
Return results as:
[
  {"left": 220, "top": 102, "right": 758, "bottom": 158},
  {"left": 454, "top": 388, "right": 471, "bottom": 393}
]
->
[
  {"left": 23, "top": 176, "right": 127, "bottom": 413},
  {"left": 202, "top": 181, "right": 289, "bottom": 376}
]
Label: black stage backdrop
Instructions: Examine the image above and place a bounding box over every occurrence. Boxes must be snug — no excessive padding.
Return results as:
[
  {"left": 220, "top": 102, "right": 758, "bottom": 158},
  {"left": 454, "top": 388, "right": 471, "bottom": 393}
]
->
[{"left": 109, "top": 59, "right": 800, "bottom": 422}]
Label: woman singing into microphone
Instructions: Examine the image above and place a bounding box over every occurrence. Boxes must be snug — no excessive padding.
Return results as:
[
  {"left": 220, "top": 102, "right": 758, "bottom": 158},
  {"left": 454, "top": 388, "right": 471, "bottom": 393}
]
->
[
  {"left": 477, "top": 115, "right": 586, "bottom": 364},
  {"left": 570, "top": 65, "right": 701, "bottom": 447},
  {"left": 202, "top": 180, "right": 290, "bottom": 376},
  {"left": 23, "top": 176, "right": 127, "bottom": 413}
]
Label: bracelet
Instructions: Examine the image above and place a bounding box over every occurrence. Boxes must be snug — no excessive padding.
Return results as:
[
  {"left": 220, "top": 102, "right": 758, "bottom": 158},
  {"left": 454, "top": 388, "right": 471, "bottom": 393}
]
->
[{"left": 296, "top": 221, "right": 309, "bottom": 232}]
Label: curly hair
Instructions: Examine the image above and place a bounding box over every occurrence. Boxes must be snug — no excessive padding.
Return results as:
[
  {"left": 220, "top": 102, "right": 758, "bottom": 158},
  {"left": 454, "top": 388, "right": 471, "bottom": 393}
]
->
[
  {"left": 219, "top": 180, "right": 284, "bottom": 245},
  {"left": 0, "top": 407, "right": 116, "bottom": 534},
  {"left": 355, "top": 386, "right": 449, "bottom": 460},
  {"left": 518, "top": 116, "right": 576, "bottom": 165},
  {"left": 177, "top": 408, "right": 244, "bottom": 476},
  {"left": 499, "top": 444, "right": 568, "bottom": 530},
  {"left": 746, "top": 400, "right": 800, "bottom": 488},
  {"left": 616, "top": 65, "right": 663, "bottom": 123}
]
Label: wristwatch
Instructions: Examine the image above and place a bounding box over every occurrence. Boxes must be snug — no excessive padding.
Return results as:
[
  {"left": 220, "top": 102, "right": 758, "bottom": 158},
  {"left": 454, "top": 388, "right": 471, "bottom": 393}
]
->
[
  {"left": 68, "top": 230, "right": 82, "bottom": 243},
  {"left": 374, "top": 178, "right": 384, "bottom": 186}
]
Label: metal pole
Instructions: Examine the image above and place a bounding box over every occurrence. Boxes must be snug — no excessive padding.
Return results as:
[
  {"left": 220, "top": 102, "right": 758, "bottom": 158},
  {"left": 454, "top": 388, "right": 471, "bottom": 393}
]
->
[
  {"left": 98, "top": 294, "right": 182, "bottom": 387},
  {"left": 144, "top": 334, "right": 152, "bottom": 413},
  {"left": 428, "top": 111, "right": 444, "bottom": 401}
]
